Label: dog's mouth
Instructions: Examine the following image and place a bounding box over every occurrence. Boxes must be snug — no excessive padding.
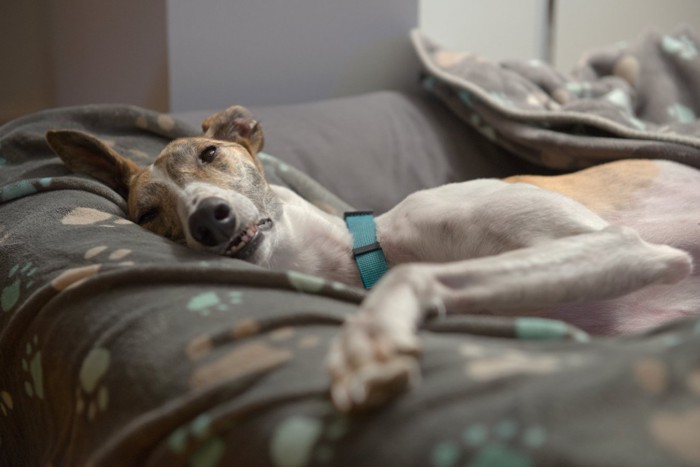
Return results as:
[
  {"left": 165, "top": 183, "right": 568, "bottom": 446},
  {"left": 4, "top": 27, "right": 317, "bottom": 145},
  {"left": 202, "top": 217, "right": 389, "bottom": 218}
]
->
[{"left": 224, "top": 218, "right": 273, "bottom": 259}]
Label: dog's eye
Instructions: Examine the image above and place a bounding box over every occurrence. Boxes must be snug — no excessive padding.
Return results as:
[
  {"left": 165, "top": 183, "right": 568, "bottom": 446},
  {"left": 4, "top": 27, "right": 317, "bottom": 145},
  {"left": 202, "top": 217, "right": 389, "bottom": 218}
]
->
[
  {"left": 199, "top": 145, "right": 218, "bottom": 164},
  {"left": 137, "top": 208, "right": 159, "bottom": 225}
]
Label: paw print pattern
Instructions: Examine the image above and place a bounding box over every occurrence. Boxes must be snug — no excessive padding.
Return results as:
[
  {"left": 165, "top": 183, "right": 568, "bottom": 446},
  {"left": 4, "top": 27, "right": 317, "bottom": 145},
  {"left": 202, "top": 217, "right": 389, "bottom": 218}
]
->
[
  {"left": 51, "top": 265, "right": 102, "bottom": 291},
  {"left": 668, "top": 103, "right": 696, "bottom": 124},
  {"left": 21, "top": 334, "right": 44, "bottom": 400},
  {"left": 270, "top": 415, "right": 323, "bottom": 467},
  {"left": 433, "top": 50, "right": 470, "bottom": 69},
  {"left": 286, "top": 271, "right": 325, "bottom": 293},
  {"left": 0, "top": 391, "right": 13, "bottom": 416},
  {"left": 84, "top": 245, "right": 134, "bottom": 266},
  {"left": 467, "top": 111, "right": 497, "bottom": 142},
  {"left": 187, "top": 291, "right": 244, "bottom": 316},
  {"left": 61, "top": 207, "right": 132, "bottom": 228},
  {"left": 460, "top": 341, "right": 588, "bottom": 383},
  {"left": 168, "top": 413, "right": 216, "bottom": 454},
  {"left": 0, "top": 178, "right": 51, "bottom": 203},
  {"left": 490, "top": 92, "right": 515, "bottom": 109},
  {"left": 661, "top": 34, "right": 698, "bottom": 61},
  {"left": 309, "top": 415, "right": 350, "bottom": 464},
  {"left": 270, "top": 409, "right": 352, "bottom": 467},
  {"left": 2, "top": 261, "right": 37, "bottom": 313},
  {"left": 186, "top": 325, "right": 324, "bottom": 391},
  {"left": 189, "top": 340, "right": 292, "bottom": 390},
  {"left": 167, "top": 413, "right": 226, "bottom": 467},
  {"left": 633, "top": 355, "right": 700, "bottom": 464},
  {"left": 76, "top": 347, "right": 111, "bottom": 421},
  {"left": 431, "top": 420, "right": 547, "bottom": 467},
  {"left": 51, "top": 246, "right": 134, "bottom": 292},
  {"left": 135, "top": 113, "right": 178, "bottom": 136},
  {"left": 286, "top": 270, "right": 351, "bottom": 295},
  {"left": 268, "top": 326, "right": 324, "bottom": 352}
]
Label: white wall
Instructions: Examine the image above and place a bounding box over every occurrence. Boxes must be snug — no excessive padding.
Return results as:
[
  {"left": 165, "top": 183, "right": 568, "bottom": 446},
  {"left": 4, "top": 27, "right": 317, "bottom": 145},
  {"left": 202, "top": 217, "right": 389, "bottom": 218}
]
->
[
  {"left": 418, "top": 0, "right": 548, "bottom": 62},
  {"left": 555, "top": 0, "right": 700, "bottom": 72},
  {"left": 167, "top": 0, "right": 419, "bottom": 111},
  {"left": 417, "top": 0, "right": 700, "bottom": 73},
  {"left": 2, "top": 1, "right": 700, "bottom": 121}
]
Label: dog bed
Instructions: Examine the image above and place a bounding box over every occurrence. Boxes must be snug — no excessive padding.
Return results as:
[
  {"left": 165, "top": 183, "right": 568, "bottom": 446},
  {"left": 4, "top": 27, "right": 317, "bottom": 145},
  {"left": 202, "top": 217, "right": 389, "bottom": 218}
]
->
[{"left": 2, "top": 30, "right": 700, "bottom": 467}]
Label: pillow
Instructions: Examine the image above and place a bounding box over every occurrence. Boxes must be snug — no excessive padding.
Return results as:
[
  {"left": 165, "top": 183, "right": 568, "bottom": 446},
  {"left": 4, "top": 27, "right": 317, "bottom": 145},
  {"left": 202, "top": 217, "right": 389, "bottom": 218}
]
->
[
  {"left": 411, "top": 29, "right": 700, "bottom": 171},
  {"left": 176, "top": 91, "right": 539, "bottom": 213}
]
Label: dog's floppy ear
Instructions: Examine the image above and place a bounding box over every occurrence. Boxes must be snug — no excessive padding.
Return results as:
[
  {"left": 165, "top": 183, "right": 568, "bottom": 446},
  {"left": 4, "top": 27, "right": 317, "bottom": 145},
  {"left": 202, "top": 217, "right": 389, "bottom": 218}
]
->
[
  {"left": 201, "top": 105, "right": 265, "bottom": 157},
  {"left": 46, "top": 130, "right": 142, "bottom": 200}
]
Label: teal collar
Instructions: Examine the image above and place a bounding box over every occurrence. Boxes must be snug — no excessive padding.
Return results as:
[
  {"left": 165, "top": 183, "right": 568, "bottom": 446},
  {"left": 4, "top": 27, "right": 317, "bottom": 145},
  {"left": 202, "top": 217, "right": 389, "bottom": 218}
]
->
[{"left": 344, "top": 211, "right": 389, "bottom": 289}]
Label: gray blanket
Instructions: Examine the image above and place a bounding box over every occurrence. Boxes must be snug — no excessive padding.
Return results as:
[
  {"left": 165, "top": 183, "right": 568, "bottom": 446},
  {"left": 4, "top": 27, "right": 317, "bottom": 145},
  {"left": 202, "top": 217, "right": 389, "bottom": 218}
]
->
[
  {"left": 413, "top": 27, "right": 700, "bottom": 169},
  {"left": 1, "top": 30, "right": 700, "bottom": 467}
]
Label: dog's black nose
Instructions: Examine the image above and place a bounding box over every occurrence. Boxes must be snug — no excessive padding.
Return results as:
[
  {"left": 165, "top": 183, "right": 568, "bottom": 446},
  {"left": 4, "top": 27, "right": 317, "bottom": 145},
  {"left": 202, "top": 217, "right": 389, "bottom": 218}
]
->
[{"left": 188, "top": 197, "right": 236, "bottom": 247}]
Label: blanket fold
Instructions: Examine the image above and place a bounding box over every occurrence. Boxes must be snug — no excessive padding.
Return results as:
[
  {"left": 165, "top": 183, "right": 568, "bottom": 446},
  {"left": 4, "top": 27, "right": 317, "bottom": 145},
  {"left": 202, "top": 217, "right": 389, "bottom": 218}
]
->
[{"left": 413, "top": 27, "right": 700, "bottom": 170}]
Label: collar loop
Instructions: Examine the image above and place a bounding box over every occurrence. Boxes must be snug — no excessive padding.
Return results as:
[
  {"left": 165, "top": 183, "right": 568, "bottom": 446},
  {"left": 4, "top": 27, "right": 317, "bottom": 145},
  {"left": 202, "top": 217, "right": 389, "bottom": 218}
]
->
[{"left": 344, "top": 211, "right": 389, "bottom": 289}]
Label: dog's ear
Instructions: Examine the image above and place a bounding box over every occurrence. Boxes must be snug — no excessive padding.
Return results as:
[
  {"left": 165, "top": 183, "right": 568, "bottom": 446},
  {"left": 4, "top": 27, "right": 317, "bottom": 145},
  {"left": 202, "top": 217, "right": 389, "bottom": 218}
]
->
[
  {"left": 46, "top": 130, "right": 142, "bottom": 200},
  {"left": 201, "top": 105, "right": 265, "bottom": 157}
]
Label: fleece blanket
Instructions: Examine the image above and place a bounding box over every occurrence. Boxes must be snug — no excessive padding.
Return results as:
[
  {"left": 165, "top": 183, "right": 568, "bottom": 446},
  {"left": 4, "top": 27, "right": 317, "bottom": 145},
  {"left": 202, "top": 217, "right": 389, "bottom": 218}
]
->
[
  {"left": 414, "top": 27, "right": 700, "bottom": 170},
  {"left": 1, "top": 33, "right": 700, "bottom": 466}
]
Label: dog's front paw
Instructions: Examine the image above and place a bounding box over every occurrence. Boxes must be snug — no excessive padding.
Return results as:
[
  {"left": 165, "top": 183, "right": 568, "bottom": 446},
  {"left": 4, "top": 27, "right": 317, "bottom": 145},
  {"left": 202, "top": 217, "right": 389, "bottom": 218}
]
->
[{"left": 327, "top": 313, "right": 421, "bottom": 413}]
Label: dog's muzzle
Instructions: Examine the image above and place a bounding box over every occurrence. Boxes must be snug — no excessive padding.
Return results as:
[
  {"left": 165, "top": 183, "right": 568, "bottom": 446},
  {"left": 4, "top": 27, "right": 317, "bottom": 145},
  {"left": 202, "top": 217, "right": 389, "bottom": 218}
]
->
[{"left": 188, "top": 196, "right": 237, "bottom": 247}]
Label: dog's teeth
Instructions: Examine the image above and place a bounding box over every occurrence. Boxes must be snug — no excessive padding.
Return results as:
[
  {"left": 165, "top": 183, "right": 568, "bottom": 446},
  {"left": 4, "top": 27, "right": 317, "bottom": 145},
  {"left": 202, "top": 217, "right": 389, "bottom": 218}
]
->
[
  {"left": 231, "top": 237, "right": 247, "bottom": 253},
  {"left": 226, "top": 221, "right": 267, "bottom": 256}
]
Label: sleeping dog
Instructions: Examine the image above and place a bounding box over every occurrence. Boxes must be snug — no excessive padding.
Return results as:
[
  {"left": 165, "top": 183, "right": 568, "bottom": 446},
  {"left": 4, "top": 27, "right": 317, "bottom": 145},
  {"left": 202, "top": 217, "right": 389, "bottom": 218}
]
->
[{"left": 47, "top": 105, "right": 699, "bottom": 412}]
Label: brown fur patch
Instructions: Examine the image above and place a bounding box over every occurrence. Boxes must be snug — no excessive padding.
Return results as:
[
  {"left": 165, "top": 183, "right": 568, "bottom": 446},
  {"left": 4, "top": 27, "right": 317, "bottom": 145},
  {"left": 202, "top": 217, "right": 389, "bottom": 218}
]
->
[
  {"left": 190, "top": 342, "right": 291, "bottom": 389},
  {"left": 505, "top": 160, "right": 659, "bottom": 216},
  {"left": 126, "top": 138, "right": 266, "bottom": 244}
]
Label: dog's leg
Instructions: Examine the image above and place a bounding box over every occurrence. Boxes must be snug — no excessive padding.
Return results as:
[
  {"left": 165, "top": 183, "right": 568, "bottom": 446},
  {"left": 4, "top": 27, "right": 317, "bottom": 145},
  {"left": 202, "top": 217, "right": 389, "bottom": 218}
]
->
[{"left": 328, "top": 226, "right": 692, "bottom": 412}]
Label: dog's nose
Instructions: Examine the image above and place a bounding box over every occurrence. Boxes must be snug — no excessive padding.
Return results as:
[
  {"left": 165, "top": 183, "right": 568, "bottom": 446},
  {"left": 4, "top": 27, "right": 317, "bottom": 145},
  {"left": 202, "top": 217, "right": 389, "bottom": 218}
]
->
[{"left": 188, "top": 197, "right": 236, "bottom": 247}]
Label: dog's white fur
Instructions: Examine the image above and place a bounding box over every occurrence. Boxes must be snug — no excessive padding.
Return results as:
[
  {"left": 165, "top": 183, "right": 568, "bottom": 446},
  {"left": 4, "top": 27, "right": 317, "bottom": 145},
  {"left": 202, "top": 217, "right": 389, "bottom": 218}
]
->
[
  {"left": 46, "top": 107, "right": 698, "bottom": 413},
  {"left": 266, "top": 174, "right": 694, "bottom": 410}
]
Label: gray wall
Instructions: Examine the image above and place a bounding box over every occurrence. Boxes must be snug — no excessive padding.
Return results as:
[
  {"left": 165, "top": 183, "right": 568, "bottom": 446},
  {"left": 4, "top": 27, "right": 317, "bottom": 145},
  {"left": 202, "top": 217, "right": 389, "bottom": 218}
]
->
[
  {"left": 167, "top": 0, "right": 419, "bottom": 111},
  {"left": 2, "top": 1, "right": 700, "bottom": 121}
]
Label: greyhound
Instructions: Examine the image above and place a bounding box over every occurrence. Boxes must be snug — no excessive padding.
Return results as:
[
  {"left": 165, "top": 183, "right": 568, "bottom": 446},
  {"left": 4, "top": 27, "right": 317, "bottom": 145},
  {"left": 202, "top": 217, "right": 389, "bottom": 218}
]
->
[{"left": 47, "top": 105, "right": 698, "bottom": 412}]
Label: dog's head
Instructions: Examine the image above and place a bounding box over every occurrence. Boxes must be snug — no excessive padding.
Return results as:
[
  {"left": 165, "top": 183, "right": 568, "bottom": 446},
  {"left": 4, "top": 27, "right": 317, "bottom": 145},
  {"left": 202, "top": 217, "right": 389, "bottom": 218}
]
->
[{"left": 47, "top": 105, "right": 279, "bottom": 263}]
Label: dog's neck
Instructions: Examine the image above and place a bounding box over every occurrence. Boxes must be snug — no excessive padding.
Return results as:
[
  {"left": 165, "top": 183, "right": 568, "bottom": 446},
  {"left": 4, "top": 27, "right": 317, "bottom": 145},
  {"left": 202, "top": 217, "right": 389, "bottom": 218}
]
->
[{"left": 265, "top": 186, "right": 363, "bottom": 287}]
